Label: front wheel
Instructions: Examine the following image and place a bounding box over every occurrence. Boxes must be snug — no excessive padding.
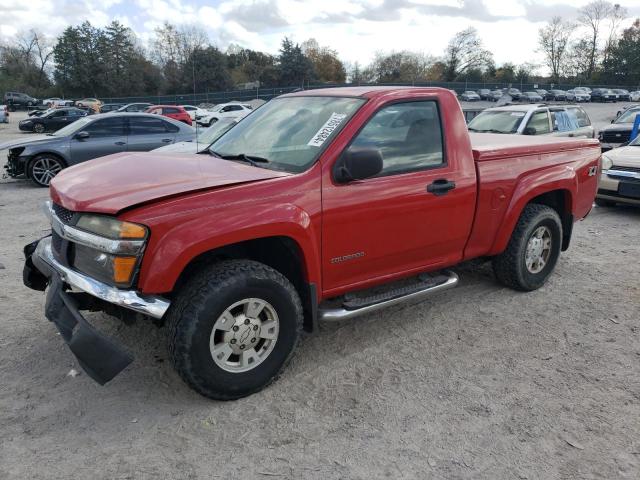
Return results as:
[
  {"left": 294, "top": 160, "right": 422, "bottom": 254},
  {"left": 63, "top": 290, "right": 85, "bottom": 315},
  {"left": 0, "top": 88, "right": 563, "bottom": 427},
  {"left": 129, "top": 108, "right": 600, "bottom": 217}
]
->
[
  {"left": 207, "top": 118, "right": 218, "bottom": 127},
  {"left": 28, "top": 155, "right": 64, "bottom": 187},
  {"left": 33, "top": 122, "right": 45, "bottom": 134},
  {"left": 492, "top": 204, "right": 562, "bottom": 291},
  {"left": 167, "top": 260, "right": 303, "bottom": 400}
]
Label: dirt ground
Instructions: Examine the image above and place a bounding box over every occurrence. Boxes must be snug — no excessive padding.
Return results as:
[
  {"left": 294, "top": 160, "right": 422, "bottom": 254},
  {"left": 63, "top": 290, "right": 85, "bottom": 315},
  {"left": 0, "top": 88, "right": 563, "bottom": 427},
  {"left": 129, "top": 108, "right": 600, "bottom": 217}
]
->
[{"left": 1, "top": 103, "right": 640, "bottom": 479}]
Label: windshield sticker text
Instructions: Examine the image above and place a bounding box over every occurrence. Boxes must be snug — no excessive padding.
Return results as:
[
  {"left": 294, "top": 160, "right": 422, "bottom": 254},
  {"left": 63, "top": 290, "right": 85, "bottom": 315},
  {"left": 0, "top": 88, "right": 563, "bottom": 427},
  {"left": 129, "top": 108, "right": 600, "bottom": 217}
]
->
[{"left": 307, "top": 113, "right": 348, "bottom": 147}]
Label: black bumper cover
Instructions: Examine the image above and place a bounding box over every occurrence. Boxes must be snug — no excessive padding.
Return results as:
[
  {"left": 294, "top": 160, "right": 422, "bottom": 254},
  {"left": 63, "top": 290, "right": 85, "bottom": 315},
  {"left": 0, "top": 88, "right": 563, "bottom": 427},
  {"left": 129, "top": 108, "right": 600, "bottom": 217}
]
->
[{"left": 24, "top": 238, "right": 133, "bottom": 385}]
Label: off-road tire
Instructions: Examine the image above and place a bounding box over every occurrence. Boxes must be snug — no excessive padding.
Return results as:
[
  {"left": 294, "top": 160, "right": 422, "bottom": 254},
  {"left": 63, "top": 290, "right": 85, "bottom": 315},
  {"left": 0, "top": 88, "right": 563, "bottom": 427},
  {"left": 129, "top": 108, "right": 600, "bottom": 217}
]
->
[
  {"left": 595, "top": 198, "right": 616, "bottom": 207},
  {"left": 167, "top": 259, "right": 303, "bottom": 400},
  {"left": 492, "top": 204, "right": 562, "bottom": 292}
]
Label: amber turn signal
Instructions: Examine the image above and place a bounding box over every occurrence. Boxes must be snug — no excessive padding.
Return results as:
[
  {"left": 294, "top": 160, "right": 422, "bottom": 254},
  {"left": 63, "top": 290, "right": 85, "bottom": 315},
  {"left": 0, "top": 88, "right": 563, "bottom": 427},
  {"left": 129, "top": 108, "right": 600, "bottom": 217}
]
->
[
  {"left": 119, "top": 222, "right": 147, "bottom": 239},
  {"left": 112, "top": 256, "right": 138, "bottom": 284}
]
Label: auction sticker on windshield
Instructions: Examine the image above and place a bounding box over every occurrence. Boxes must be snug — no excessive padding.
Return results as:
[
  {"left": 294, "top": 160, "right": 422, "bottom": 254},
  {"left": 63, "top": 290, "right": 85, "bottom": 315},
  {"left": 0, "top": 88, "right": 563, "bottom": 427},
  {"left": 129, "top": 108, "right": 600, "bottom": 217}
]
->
[{"left": 307, "top": 113, "right": 348, "bottom": 147}]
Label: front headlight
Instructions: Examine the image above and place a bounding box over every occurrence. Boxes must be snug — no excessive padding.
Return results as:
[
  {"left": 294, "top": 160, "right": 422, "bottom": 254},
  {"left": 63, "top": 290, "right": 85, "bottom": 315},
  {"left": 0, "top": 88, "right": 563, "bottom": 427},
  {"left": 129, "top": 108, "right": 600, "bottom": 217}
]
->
[
  {"left": 601, "top": 155, "right": 613, "bottom": 172},
  {"left": 72, "top": 215, "right": 148, "bottom": 287}
]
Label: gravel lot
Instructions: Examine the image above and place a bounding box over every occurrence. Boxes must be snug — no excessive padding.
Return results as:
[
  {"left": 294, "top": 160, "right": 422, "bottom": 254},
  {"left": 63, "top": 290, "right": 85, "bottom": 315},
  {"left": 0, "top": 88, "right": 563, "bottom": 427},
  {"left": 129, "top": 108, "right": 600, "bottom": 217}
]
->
[{"left": 1, "top": 102, "right": 639, "bottom": 479}]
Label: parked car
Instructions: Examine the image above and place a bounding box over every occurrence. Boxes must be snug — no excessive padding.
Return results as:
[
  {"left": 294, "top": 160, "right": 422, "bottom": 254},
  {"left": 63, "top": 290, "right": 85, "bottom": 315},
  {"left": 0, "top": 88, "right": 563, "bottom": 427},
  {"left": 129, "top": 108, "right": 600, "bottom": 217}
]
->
[
  {"left": 613, "top": 89, "right": 631, "bottom": 102},
  {"left": 3, "top": 113, "right": 196, "bottom": 186},
  {"left": 100, "top": 103, "right": 126, "bottom": 113},
  {"left": 468, "top": 104, "right": 594, "bottom": 138},
  {"left": 75, "top": 98, "right": 103, "bottom": 112},
  {"left": 536, "top": 89, "right": 549, "bottom": 98},
  {"left": 598, "top": 106, "right": 640, "bottom": 150},
  {"left": 42, "top": 98, "right": 73, "bottom": 108},
  {"left": 21, "top": 87, "right": 601, "bottom": 398},
  {"left": 477, "top": 89, "right": 492, "bottom": 100},
  {"left": 506, "top": 88, "right": 522, "bottom": 100},
  {"left": 197, "top": 103, "right": 253, "bottom": 127},
  {"left": 461, "top": 107, "right": 485, "bottom": 124},
  {"left": 181, "top": 105, "right": 208, "bottom": 121},
  {"left": 488, "top": 90, "right": 503, "bottom": 101},
  {"left": 615, "top": 104, "right": 638, "bottom": 118},
  {"left": 18, "top": 108, "right": 89, "bottom": 133},
  {"left": 597, "top": 136, "right": 640, "bottom": 207},
  {"left": 0, "top": 104, "right": 8, "bottom": 123},
  {"left": 114, "top": 103, "right": 154, "bottom": 113},
  {"left": 154, "top": 118, "right": 238, "bottom": 154},
  {"left": 566, "top": 89, "right": 591, "bottom": 102},
  {"left": 590, "top": 88, "right": 617, "bottom": 102},
  {"left": 545, "top": 89, "right": 567, "bottom": 101},
  {"left": 630, "top": 91, "right": 640, "bottom": 101},
  {"left": 3, "top": 92, "right": 38, "bottom": 109},
  {"left": 146, "top": 105, "right": 193, "bottom": 125},
  {"left": 521, "top": 91, "right": 544, "bottom": 103},
  {"left": 459, "top": 91, "right": 481, "bottom": 102}
]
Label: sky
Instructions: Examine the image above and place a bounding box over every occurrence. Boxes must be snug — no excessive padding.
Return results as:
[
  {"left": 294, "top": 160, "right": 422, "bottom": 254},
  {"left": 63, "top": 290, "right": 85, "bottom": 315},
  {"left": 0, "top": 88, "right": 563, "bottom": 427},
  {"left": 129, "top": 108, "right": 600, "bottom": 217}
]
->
[{"left": 1, "top": 0, "right": 639, "bottom": 70}]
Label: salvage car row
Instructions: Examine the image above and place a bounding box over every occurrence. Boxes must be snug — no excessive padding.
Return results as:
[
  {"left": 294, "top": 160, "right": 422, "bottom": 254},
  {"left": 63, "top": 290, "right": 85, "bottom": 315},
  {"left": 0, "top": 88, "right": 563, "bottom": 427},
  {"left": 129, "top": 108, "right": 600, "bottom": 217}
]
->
[{"left": 460, "top": 87, "right": 640, "bottom": 103}]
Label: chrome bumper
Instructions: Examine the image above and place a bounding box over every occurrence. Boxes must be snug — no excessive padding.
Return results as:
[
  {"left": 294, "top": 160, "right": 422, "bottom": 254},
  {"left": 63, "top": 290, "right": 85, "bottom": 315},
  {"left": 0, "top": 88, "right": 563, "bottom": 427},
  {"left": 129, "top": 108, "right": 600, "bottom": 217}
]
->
[{"left": 35, "top": 237, "right": 170, "bottom": 319}]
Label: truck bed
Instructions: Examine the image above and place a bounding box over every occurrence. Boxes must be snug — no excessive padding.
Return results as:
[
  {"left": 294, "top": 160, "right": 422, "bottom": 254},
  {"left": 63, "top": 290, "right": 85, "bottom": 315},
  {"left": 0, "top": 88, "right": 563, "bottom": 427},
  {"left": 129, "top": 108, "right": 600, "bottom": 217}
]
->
[
  {"left": 469, "top": 133, "right": 600, "bottom": 162},
  {"left": 464, "top": 133, "right": 602, "bottom": 260}
]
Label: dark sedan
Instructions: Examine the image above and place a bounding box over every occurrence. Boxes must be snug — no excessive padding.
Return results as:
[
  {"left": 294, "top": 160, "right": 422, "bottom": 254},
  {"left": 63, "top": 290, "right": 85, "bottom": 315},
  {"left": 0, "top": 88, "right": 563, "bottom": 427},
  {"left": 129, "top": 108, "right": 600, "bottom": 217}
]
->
[
  {"left": 18, "top": 108, "right": 88, "bottom": 133},
  {"left": 4, "top": 113, "right": 195, "bottom": 186},
  {"left": 613, "top": 89, "right": 631, "bottom": 101},
  {"left": 100, "top": 103, "right": 126, "bottom": 113},
  {"left": 545, "top": 90, "right": 567, "bottom": 101},
  {"left": 591, "top": 88, "right": 617, "bottom": 102}
]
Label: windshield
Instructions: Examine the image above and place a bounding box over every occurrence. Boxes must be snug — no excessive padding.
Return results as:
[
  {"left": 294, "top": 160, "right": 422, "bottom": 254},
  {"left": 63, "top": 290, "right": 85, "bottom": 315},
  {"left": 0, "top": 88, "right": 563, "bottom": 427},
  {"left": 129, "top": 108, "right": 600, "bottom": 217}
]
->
[
  {"left": 50, "top": 116, "right": 93, "bottom": 136},
  {"left": 467, "top": 110, "right": 526, "bottom": 133},
  {"left": 615, "top": 109, "right": 640, "bottom": 123},
  {"left": 209, "top": 96, "right": 365, "bottom": 173},
  {"left": 196, "top": 118, "right": 237, "bottom": 145}
]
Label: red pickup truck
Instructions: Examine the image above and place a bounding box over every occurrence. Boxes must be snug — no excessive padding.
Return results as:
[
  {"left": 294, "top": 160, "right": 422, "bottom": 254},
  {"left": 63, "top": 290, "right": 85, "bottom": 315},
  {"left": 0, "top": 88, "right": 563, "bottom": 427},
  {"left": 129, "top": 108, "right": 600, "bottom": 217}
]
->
[{"left": 23, "top": 87, "right": 601, "bottom": 399}]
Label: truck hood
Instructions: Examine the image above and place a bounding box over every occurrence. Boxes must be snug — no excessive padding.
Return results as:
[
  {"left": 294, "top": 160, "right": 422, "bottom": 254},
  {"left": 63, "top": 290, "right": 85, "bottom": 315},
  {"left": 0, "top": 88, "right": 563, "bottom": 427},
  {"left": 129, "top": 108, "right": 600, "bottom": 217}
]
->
[{"left": 50, "top": 152, "right": 292, "bottom": 214}]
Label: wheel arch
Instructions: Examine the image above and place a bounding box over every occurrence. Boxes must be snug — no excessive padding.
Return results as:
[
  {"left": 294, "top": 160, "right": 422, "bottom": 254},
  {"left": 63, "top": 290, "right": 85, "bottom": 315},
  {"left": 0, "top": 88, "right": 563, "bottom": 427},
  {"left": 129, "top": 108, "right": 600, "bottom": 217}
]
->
[
  {"left": 491, "top": 187, "right": 575, "bottom": 255},
  {"left": 169, "top": 236, "right": 317, "bottom": 332}
]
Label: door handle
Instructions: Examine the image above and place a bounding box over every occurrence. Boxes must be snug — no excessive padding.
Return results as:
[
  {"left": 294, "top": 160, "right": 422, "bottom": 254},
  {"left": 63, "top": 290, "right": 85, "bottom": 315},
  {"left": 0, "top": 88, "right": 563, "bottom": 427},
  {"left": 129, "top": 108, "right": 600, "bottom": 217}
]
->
[
  {"left": 427, "top": 179, "right": 456, "bottom": 196},
  {"left": 115, "top": 141, "right": 126, "bottom": 145},
  {"left": 162, "top": 138, "right": 172, "bottom": 143}
]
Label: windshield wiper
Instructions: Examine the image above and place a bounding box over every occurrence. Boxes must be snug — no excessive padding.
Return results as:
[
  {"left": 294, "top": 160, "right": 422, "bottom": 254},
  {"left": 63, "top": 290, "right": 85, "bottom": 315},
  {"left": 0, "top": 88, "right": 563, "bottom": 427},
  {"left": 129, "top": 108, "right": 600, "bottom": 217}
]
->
[
  {"left": 469, "top": 128, "right": 507, "bottom": 134},
  {"left": 209, "top": 151, "right": 270, "bottom": 167}
]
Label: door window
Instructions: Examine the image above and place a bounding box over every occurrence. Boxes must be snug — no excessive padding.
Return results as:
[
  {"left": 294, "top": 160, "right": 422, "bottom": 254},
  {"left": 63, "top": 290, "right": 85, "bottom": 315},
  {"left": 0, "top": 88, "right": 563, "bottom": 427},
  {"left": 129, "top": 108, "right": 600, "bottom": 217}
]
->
[
  {"left": 567, "top": 107, "right": 591, "bottom": 127},
  {"left": 348, "top": 101, "right": 444, "bottom": 177},
  {"left": 525, "top": 111, "right": 551, "bottom": 135},
  {"left": 163, "top": 107, "right": 181, "bottom": 114},
  {"left": 128, "top": 117, "right": 176, "bottom": 135},
  {"left": 82, "top": 117, "right": 126, "bottom": 137}
]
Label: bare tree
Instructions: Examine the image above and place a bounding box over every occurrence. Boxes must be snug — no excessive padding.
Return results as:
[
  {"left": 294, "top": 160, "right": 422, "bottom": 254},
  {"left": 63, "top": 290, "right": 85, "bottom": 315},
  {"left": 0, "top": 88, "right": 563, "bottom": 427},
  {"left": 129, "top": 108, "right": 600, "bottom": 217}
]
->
[
  {"left": 577, "top": 0, "right": 613, "bottom": 77},
  {"left": 443, "top": 27, "right": 493, "bottom": 81},
  {"left": 14, "top": 30, "right": 53, "bottom": 91},
  {"left": 603, "top": 3, "right": 627, "bottom": 63},
  {"left": 538, "top": 17, "right": 576, "bottom": 82}
]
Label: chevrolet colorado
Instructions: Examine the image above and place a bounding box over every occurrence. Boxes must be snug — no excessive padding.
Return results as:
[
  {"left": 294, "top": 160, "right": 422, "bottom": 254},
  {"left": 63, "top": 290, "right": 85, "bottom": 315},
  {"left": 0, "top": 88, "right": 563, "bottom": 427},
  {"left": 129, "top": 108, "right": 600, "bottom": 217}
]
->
[{"left": 23, "top": 87, "right": 601, "bottom": 400}]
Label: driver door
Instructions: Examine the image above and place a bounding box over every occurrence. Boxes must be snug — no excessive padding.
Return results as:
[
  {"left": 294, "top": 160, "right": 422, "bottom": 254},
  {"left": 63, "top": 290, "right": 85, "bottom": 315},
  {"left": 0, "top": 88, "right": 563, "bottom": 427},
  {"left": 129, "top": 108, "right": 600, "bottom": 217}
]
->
[{"left": 70, "top": 117, "right": 127, "bottom": 163}]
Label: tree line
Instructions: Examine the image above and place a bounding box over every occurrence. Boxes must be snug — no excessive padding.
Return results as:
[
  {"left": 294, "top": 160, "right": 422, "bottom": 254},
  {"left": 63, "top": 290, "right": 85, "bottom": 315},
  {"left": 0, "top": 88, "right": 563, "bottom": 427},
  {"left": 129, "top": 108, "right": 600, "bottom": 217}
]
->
[{"left": 1, "top": 0, "right": 639, "bottom": 100}]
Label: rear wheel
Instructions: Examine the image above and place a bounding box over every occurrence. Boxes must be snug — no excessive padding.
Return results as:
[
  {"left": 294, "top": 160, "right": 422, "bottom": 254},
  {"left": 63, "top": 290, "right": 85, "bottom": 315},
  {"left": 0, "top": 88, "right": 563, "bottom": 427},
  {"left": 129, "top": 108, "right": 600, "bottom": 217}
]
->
[
  {"left": 167, "top": 260, "right": 303, "bottom": 400},
  {"left": 493, "top": 204, "right": 562, "bottom": 291},
  {"left": 28, "top": 154, "right": 64, "bottom": 187},
  {"left": 207, "top": 118, "right": 218, "bottom": 127},
  {"left": 33, "top": 122, "right": 45, "bottom": 134}
]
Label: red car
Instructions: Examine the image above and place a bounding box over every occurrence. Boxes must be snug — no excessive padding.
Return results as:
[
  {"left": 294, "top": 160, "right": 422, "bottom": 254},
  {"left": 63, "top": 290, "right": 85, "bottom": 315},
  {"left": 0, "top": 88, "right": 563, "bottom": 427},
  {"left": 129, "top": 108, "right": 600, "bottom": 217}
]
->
[
  {"left": 24, "top": 87, "right": 601, "bottom": 399},
  {"left": 145, "top": 105, "right": 192, "bottom": 125}
]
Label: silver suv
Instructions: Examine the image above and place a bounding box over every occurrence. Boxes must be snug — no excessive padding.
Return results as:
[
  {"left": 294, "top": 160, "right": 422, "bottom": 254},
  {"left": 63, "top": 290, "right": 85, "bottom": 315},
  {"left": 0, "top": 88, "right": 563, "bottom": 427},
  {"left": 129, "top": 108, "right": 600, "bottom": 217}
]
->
[{"left": 468, "top": 104, "right": 594, "bottom": 138}]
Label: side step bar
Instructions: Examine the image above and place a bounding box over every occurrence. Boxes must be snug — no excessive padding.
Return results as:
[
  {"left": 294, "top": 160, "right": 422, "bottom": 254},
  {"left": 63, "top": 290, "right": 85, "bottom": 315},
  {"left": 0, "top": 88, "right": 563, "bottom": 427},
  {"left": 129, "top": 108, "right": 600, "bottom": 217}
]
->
[{"left": 319, "top": 271, "right": 459, "bottom": 322}]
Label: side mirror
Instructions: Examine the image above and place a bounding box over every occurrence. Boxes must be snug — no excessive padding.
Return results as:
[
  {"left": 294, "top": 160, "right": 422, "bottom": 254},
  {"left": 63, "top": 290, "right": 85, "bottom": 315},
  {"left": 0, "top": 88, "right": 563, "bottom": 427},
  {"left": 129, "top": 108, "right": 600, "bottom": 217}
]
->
[
  {"left": 334, "top": 147, "right": 383, "bottom": 183},
  {"left": 75, "top": 131, "right": 90, "bottom": 140},
  {"left": 523, "top": 127, "right": 537, "bottom": 135}
]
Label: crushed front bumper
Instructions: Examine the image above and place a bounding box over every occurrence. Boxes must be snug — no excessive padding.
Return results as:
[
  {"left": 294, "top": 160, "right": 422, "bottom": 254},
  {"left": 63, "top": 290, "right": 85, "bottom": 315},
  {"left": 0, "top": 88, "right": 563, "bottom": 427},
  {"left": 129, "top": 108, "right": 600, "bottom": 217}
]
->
[{"left": 24, "top": 236, "right": 171, "bottom": 384}]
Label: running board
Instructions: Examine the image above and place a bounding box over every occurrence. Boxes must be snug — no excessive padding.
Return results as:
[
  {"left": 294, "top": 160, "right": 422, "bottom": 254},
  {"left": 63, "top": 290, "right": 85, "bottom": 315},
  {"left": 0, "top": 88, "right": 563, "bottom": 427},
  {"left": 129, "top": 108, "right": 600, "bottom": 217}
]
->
[{"left": 318, "top": 271, "right": 459, "bottom": 322}]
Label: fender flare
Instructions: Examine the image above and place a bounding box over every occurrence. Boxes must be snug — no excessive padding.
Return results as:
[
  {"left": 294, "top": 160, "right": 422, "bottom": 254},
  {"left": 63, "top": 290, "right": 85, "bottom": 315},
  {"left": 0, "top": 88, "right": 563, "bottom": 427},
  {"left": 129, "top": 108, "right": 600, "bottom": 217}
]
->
[{"left": 489, "top": 167, "right": 577, "bottom": 255}]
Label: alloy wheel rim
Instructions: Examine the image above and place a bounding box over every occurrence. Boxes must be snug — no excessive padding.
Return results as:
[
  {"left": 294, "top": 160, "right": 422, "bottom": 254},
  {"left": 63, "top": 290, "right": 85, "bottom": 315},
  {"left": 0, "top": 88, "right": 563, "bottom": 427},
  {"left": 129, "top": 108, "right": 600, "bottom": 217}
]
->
[
  {"left": 31, "top": 157, "right": 62, "bottom": 186},
  {"left": 34, "top": 124, "right": 44, "bottom": 133},
  {"left": 209, "top": 298, "right": 279, "bottom": 373},
  {"left": 525, "top": 226, "right": 552, "bottom": 274}
]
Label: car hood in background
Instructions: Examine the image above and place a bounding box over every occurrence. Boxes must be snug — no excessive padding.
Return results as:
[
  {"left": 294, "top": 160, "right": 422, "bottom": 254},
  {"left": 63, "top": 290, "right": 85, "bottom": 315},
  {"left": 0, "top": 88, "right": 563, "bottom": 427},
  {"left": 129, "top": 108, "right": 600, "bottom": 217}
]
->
[
  {"left": 603, "top": 145, "right": 640, "bottom": 167},
  {"left": 153, "top": 141, "right": 204, "bottom": 154},
  {"left": 50, "top": 152, "right": 292, "bottom": 214},
  {"left": 0, "top": 134, "right": 64, "bottom": 151}
]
